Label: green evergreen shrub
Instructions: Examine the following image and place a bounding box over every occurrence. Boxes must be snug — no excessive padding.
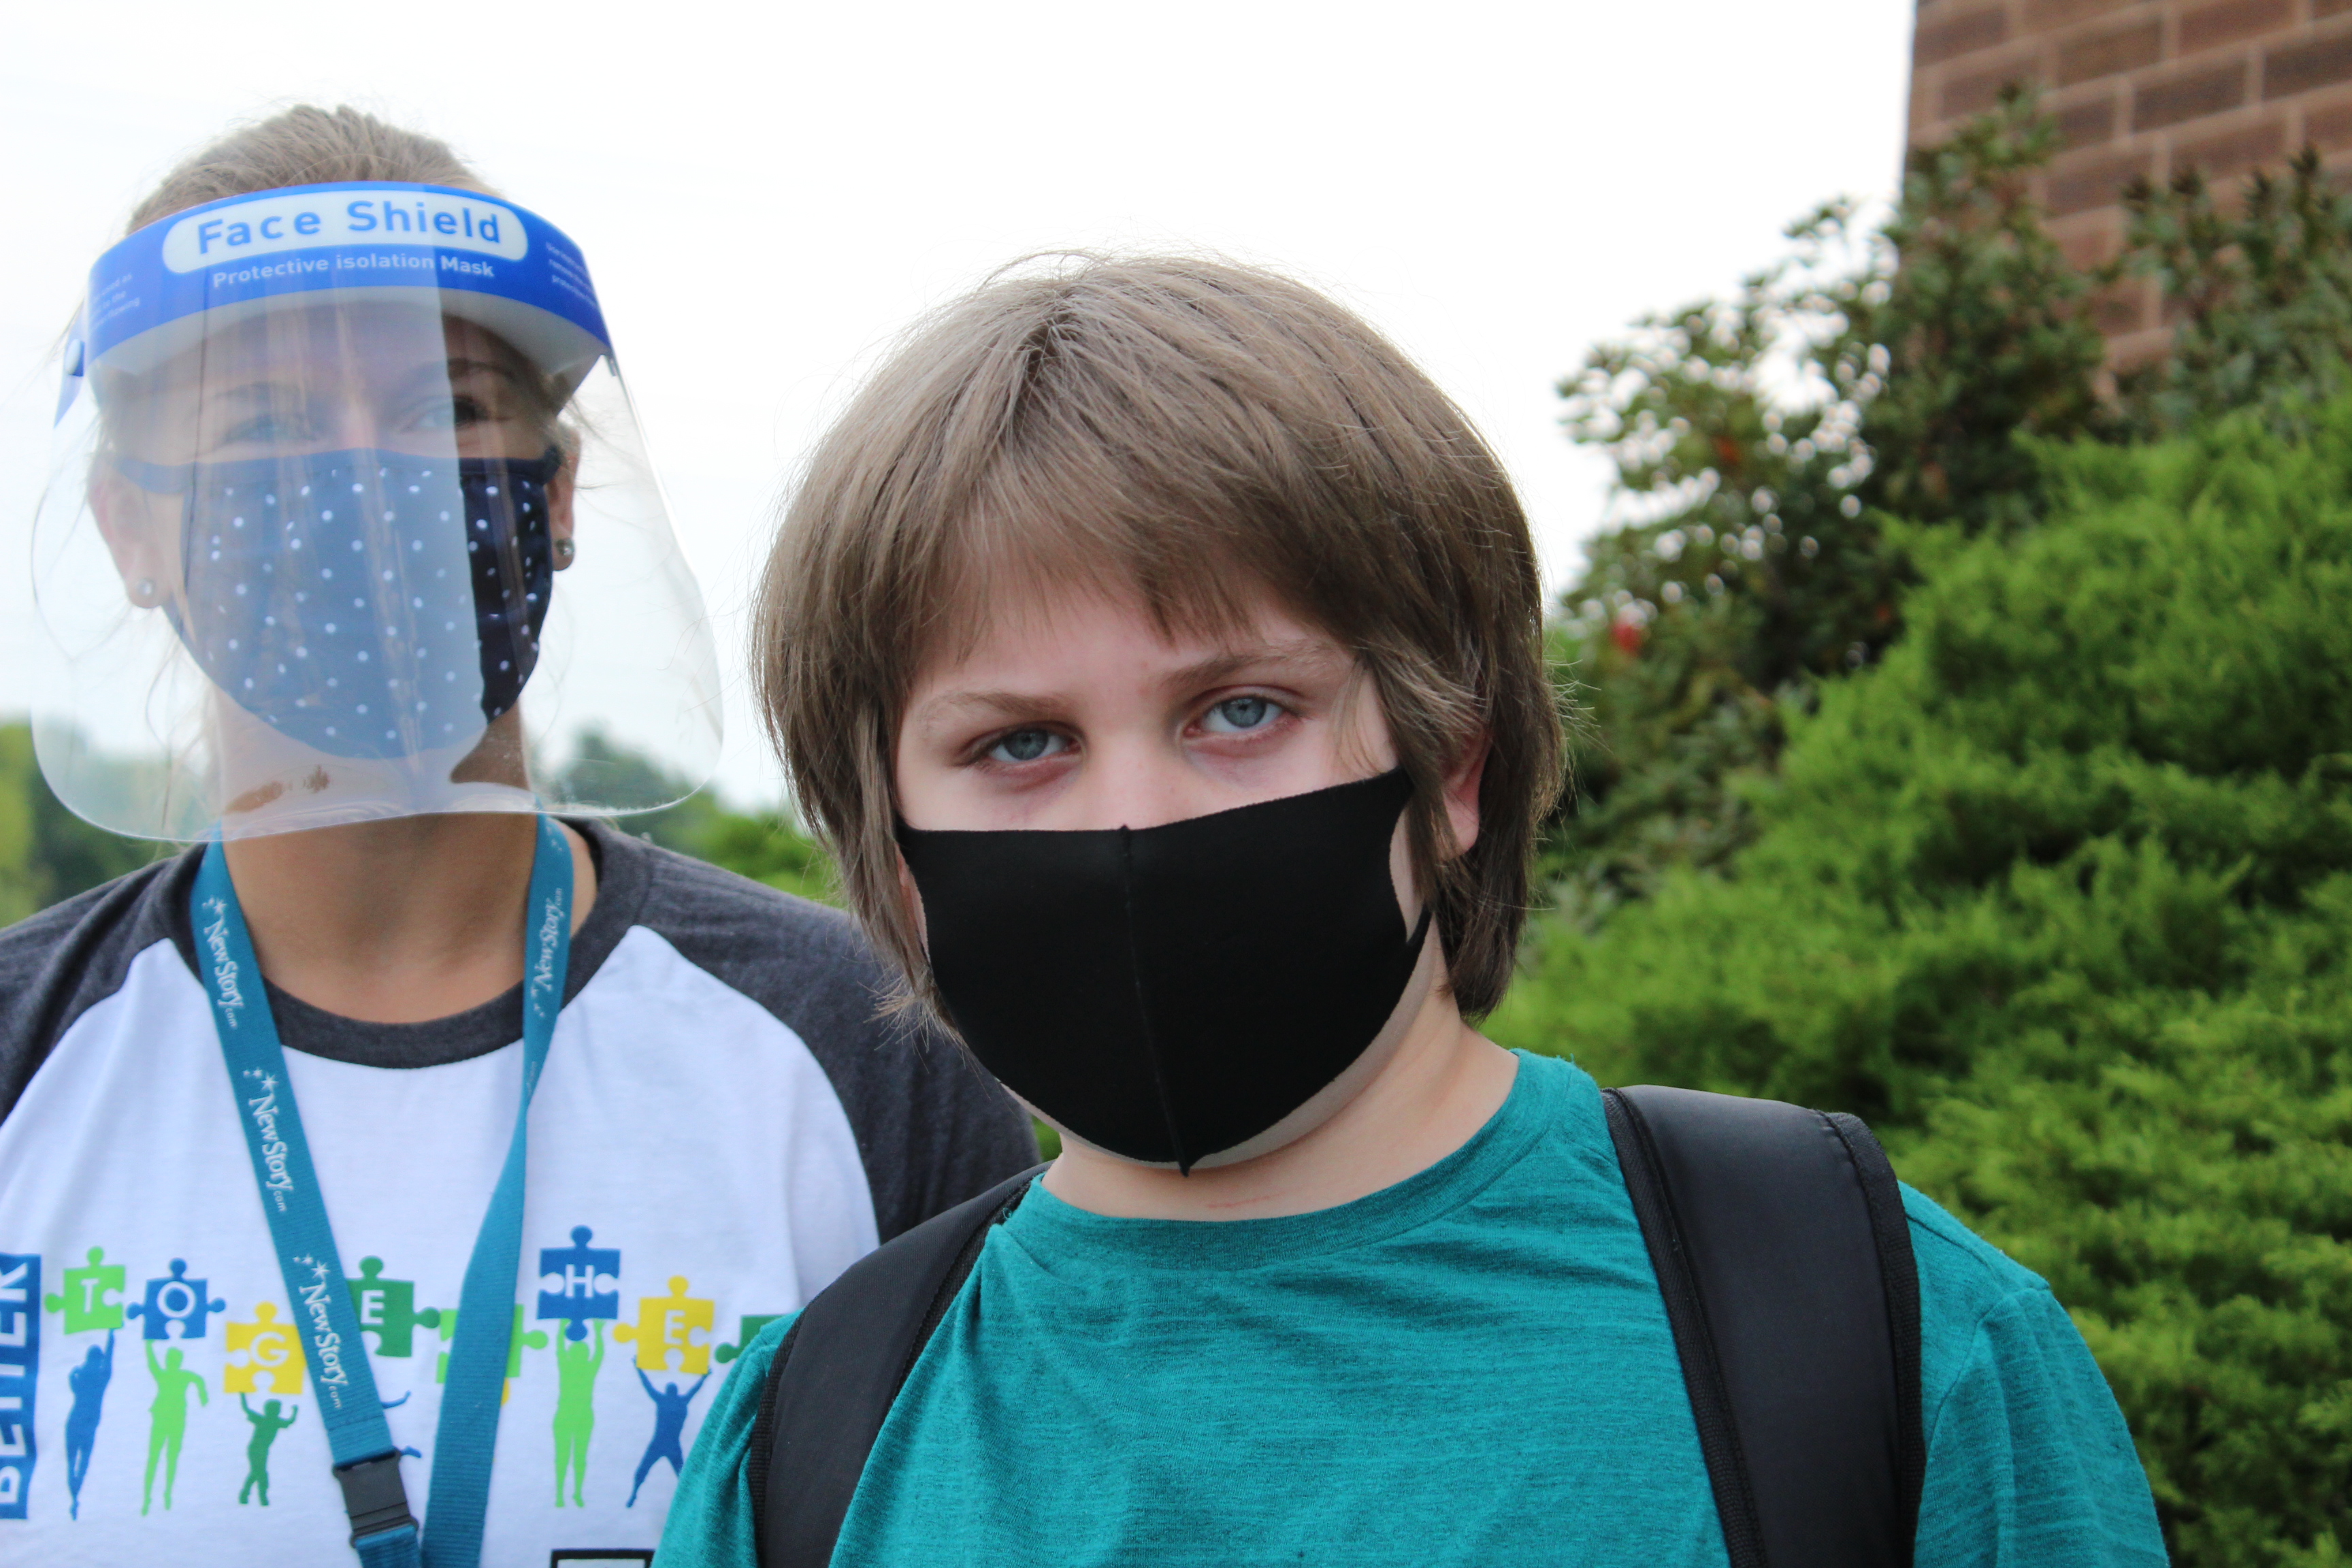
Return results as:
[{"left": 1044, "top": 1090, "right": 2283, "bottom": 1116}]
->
[{"left": 1496, "top": 406, "right": 2352, "bottom": 1564}]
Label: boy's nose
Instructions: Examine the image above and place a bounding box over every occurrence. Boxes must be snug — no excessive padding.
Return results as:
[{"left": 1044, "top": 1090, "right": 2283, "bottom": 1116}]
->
[{"left": 1060, "top": 742, "right": 1221, "bottom": 832}]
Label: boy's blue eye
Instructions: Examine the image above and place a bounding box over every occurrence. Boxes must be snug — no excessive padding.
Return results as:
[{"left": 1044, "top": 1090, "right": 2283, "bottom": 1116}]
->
[
  {"left": 989, "top": 729, "right": 1066, "bottom": 764},
  {"left": 1203, "top": 696, "right": 1277, "bottom": 734}
]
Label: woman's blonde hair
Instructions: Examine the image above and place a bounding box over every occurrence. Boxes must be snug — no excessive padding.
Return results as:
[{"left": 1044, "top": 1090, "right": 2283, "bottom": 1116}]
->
[
  {"left": 129, "top": 104, "right": 491, "bottom": 231},
  {"left": 756, "top": 255, "right": 1565, "bottom": 1025}
]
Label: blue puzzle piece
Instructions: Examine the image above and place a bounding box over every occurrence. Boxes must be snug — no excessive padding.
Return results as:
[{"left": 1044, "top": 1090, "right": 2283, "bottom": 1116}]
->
[
  {"left": 125, "top": 1260, "right": 227, "bottom": 1341},
  {"left": 535, "top": 1226, "right": 620, "bottom": 1343}
]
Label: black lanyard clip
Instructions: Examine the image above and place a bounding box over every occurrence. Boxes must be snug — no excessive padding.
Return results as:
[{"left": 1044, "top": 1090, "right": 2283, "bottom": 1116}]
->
[{"left": 334, "top": 1450, "right": 418, "bottom": 1547}]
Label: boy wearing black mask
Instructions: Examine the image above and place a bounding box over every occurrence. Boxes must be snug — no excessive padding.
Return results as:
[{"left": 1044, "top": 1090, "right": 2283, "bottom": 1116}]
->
[{"left": 662, "top": 257, "right": 2166, "bottom": 1567}]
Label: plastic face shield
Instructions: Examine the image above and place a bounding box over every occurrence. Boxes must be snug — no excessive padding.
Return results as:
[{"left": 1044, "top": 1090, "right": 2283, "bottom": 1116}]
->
[{"left": 31, "top": 183, "right": 721, "bottom": 840}]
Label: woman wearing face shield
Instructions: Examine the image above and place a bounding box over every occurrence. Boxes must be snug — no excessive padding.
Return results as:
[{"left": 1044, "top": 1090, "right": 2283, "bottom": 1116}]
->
[{"left": 0, "top": 106, "right": 1035, "bottom": 1566}]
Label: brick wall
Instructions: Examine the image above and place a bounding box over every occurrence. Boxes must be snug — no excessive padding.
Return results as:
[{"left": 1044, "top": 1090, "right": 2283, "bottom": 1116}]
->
[{"left": 1910, "top": 0, "right": 2352, "bottom": 365}]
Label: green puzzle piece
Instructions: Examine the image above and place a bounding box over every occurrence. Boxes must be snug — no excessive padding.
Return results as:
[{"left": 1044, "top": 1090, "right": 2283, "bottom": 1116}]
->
[
  {"left": 347, "top": 1258, "right": 441, "bottom": 1358},
  {"left": 436, "top": 1303, "right": 549, "bottom": 1403},
  {"left": 43, "top": 1246, "right": 126, "bottom": 1333},
  {"left": 713, "top": 1315, "right": 783, "bottom": 1365}
]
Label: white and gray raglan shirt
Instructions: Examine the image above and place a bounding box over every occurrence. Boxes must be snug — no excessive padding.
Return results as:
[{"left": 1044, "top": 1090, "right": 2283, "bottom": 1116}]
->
[{"left": 0, "top": 821, "right": 1036, "bottom": 1565}]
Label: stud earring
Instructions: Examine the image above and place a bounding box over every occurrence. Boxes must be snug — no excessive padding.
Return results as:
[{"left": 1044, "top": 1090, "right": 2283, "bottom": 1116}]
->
[
  {"left": 132, "top": 578, "right": 159, "bottom": 606},
  {"left": 553, "top": 538, "right": 577, "bottom": 566}
]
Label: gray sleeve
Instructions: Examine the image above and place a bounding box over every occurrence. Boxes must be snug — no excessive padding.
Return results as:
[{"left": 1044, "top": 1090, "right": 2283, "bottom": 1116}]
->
[
  {"left": 0, "top": 851, "right": 197, "bottom": 1125},
  {"left": 607, "top": 829, "right": 1041, "bottom": 1242}
]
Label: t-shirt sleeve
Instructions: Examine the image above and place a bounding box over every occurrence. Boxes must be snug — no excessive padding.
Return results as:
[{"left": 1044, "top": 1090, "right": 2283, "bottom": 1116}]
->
[
  {"left": 1913, "top": 1284, "right": 2169, "bottom": 1566},
  {"left": 0, "top": 855, "right": 189, "bottom": 1124},
  {"left": 614, "top": 832, "right": 1041, "bottom": 1241},
  {"left": 860, "top": 1022, "right": 1041, "bottom": 1240},
  {"left": 664, "top": 1312, "right": 798, "bottom": 1568}
]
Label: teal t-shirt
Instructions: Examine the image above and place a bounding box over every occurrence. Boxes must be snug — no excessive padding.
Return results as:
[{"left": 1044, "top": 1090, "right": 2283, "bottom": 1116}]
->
[{"left": 662, "top": 1053, "right": 2166, "bottom": 1566}]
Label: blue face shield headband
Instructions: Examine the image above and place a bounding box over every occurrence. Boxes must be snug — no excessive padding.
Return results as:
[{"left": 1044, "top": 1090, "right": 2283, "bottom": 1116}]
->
[
  {"left": 75, "top": 182, "right": 610, "bottom": 395},
  {"left": 115, "top": 447, "right": 561, "bottom": 760}
]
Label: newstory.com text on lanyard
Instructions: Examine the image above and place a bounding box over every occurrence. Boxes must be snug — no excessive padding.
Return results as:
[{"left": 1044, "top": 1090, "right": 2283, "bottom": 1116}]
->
[{"left": 192, "top": 815, "right": 574, "bottom": 1568}]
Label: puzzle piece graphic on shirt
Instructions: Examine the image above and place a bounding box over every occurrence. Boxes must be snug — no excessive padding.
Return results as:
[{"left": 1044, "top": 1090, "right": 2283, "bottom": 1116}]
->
[
  {"left": 125, "top": 1260, "right": 228, "bottom": 1340},
  {"left": 225, "top": 1302, "right": 304, "bottom": 1394},
  {"left": 43, "top": 1245, "right": 126, "bottom": 1333},
  {"left": 434, "top": 1304, "right": 547, "bottom": 1404},
  {"left": 612, "top": 1276, "right": 713, "bottom": 1376},
  {"left": 347, "top": 1258, "right": 441, "bottom": 1358},
  {"left": 713, "top": 1315, "right": 784, "bottom": 1366},
  {"left": 535, "top": 1226, "right": 621, "bottom": 1343}
]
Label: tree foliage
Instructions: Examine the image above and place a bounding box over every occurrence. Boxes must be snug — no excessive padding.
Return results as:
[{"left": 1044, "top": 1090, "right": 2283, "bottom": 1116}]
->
[
  {"left": 0, "top": 724, "right": 162, "bottom": 923},
  {"left": 554, "top": 730, "right": 836, "bottom": 905},
  {"left": 1501, "top": 408, "right": 2352, "bottom": 1565},
  {"left": 0, "top": 723, "right": 837, "bottom": 918},
  {"left": 1550, "top": 88, "right": 2108, "bottom": 917},
  {"left": 2124, "top": 148, "right": 2352, "bottom": 439}
]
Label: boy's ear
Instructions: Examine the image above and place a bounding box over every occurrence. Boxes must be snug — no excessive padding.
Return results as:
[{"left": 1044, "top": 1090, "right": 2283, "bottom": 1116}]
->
[
  {"left": 896, "top": 849, "right": 931, "bottom": 951},
  {"left": 1442, "top": 729, "right": 1490, "bottom": 858}
]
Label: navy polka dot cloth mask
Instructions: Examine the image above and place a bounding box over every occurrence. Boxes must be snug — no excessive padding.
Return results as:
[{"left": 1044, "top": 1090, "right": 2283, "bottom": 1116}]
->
[{"left": 118, "top": 447, "right": 560, "bottom": 760}]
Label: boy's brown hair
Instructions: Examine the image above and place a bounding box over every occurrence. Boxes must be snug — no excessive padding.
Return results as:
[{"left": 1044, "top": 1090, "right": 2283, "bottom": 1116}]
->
[{"left": 755, "top": 255, "right": 1564, "bottom": 1022}]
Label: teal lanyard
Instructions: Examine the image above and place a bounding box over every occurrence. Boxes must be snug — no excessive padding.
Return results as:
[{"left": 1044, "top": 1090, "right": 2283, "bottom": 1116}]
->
[{"left": 192, "top": 815, "right": 574, "bottom": 1568}]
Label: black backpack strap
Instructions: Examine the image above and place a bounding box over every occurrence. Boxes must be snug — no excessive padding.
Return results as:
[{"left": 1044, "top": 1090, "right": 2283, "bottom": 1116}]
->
[
  {"left": 750, "top": 1163, "right": 1047, "bottom": 1568},
  {"left": 1603, "top": 1085, "right": 1924, "bottom": 1568}
]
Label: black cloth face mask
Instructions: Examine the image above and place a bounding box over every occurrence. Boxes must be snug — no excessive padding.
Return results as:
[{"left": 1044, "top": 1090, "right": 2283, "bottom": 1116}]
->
[{"left": 897, "top": 770, "right": 1433, "bottom": 1172}]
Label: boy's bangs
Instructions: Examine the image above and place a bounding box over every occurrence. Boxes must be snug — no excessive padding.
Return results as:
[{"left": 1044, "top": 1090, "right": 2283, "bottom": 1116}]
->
[{"left": 919, "top": 434, "right": 1296, "bottom": 672}]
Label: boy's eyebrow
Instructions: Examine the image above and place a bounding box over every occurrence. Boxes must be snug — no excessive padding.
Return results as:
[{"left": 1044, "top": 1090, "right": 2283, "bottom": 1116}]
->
[
  {"left": 1162, "top": 637, "right": 1352, "bottom": 690},
  {"left": 915, "top": 690, "right": 1067, "bottom": 732},
  {"left": 910, "top": 636, "right": 1352, "bottom": 738}
]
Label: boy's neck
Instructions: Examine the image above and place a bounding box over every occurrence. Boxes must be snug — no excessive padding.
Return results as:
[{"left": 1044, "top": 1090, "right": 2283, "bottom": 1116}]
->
[
  {"left": 1040, "top": 945, "right": 1520, "bottom": 1222},
  {"left": 218, "top": 813, "right": 598, "bottom": 1025}
]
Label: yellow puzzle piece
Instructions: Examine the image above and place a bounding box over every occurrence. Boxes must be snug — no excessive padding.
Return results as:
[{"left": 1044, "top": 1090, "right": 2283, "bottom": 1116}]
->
[
  {"left": 225, "top": 1303, "right": 304, "bottom": 1395},
  {"left": 612, "top": 1276, "right": 713, "bottom": 1375}
]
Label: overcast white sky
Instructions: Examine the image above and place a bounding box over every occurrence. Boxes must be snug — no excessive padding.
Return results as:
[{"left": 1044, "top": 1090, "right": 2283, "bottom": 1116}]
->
[{"left": 1, "top": 0, "right": 1916, "bottom": 806}]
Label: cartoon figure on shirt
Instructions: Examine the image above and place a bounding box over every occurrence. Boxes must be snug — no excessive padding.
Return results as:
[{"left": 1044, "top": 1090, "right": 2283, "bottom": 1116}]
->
[
  {"left": 44, "top": 1247, "right": 129, "bottom": 1522},
  {"left": 237, "top": 1395, "right": 298, "bottom": 1505},
  {"left": 62, "top": 1330, "right": 116, "bottom": 1520},
  {"left": 553, "top": 1318, "right": 606, "bottom": 1506},
  {"left": 141, "top": 1343, "right": 208, "bottom": 1514},
  {"left": 625, "top": 1367, "right": 708, "bottom": 1507}
]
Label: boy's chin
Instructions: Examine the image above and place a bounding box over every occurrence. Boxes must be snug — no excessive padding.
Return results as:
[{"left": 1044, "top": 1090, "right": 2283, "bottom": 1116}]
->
[{"left": 1026, "top": 971, "right": 1425, "bottom": 1176}]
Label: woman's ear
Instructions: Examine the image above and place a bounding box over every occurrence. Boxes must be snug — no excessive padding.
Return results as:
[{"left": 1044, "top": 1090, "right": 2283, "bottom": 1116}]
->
[
  {"left": 548, "top": 453, "right": 578, "bottom": 569},
  {"left": 1443, "top": 729, "right": 1490, "bottom": 858},
  {"left": 88, "top": 469, "right": 171, "bottom": 606}
]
